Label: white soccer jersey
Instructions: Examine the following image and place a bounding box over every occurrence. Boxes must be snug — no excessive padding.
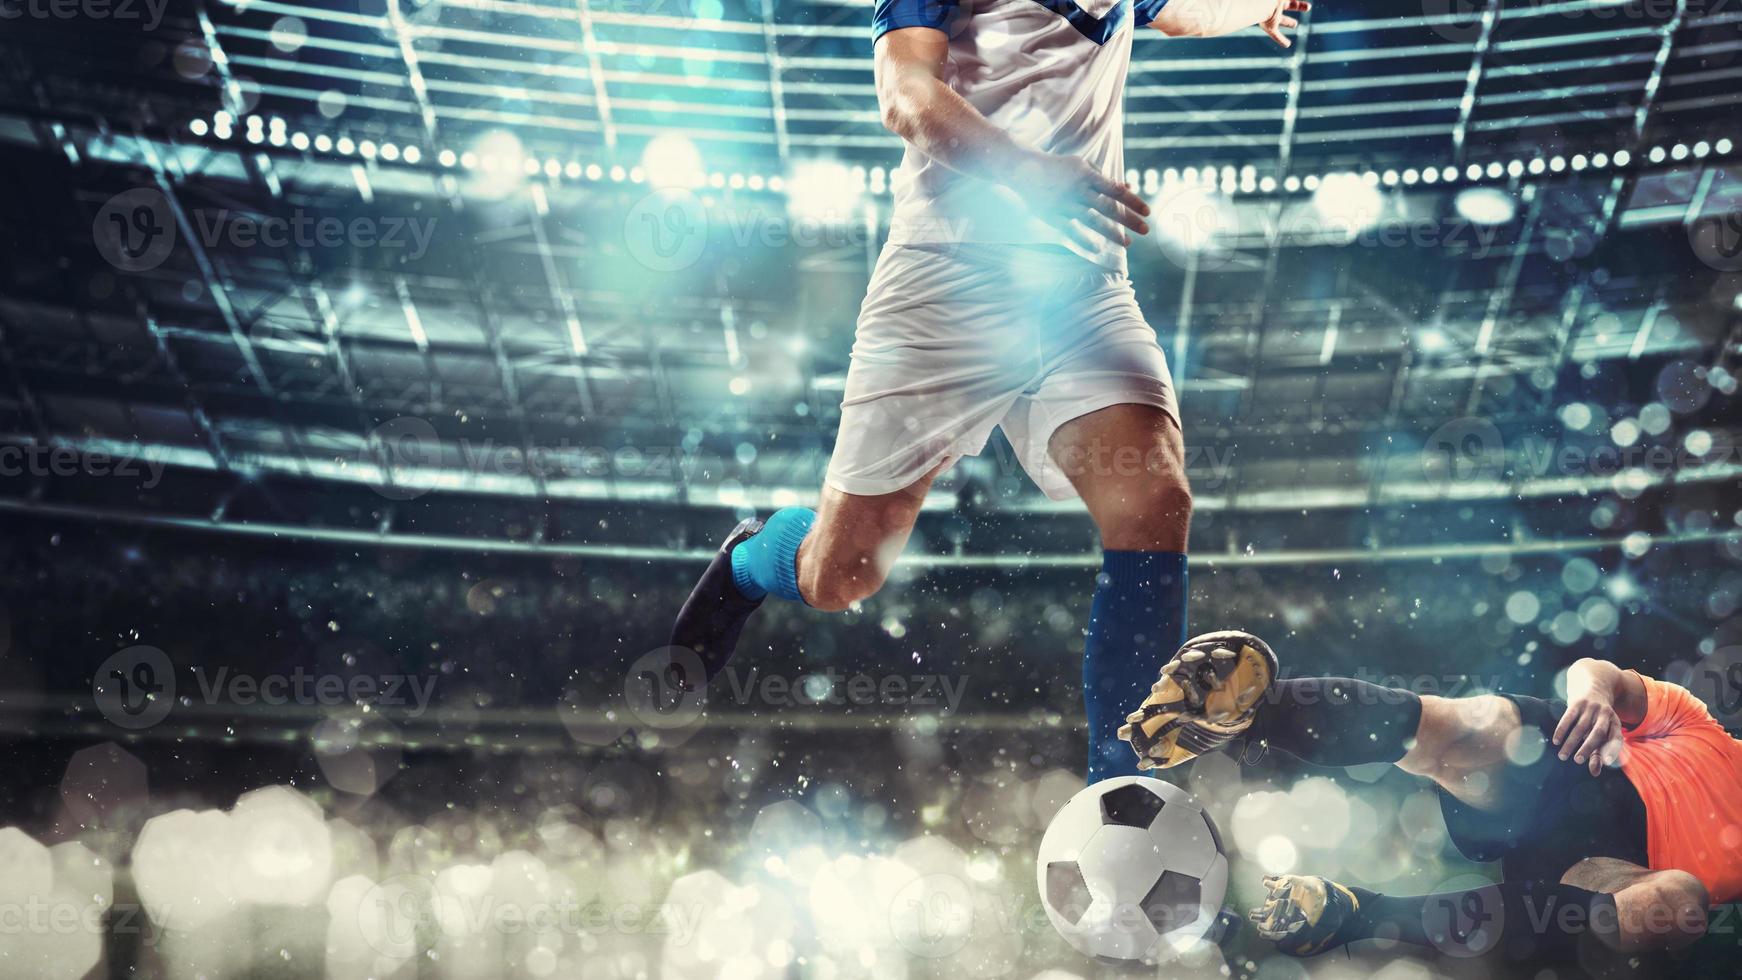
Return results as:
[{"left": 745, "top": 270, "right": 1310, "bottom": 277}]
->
[{"left": 871, "top": 0, "right": 1167, "bottom": 273}]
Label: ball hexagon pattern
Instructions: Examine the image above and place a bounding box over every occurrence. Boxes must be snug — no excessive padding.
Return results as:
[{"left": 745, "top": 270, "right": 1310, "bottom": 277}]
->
[{"left": 1036, "top": 776, "right": 1228, "bottom": 964}]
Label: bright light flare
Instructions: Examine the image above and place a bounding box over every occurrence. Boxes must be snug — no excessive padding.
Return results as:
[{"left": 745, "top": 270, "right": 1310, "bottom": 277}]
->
[
  {"left": 642, "top": 133, "right": 706, "bottom": 189},
  {"left": 1454, "top": 186, "right": 1518, "bottom": 226},
  {"left": 785, "top": 160, "right": 860, "bottom": 226},
  {"left": 1311, "top": 172, "right": 1384, "bottom": 237}
]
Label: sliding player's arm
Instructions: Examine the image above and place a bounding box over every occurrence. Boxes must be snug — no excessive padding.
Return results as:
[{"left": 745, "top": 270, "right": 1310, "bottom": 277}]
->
[
  {"left": 1554, "top": 657, "right": 1649, "bottom": 775},
  {"left": 1147, "top": 0, "right": 1312, "bottom": 48},
  {"left": 873, "top": 26, "right": 1149, "bottom": 250}
]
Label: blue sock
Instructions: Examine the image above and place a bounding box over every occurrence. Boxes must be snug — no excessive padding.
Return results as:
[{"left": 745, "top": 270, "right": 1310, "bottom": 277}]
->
[
  {"left": 729, "top": 507, "right": 815, "bottom": 603},
  {"left": 1084, "top": 550, "right": 1188, "bottom": 782}
]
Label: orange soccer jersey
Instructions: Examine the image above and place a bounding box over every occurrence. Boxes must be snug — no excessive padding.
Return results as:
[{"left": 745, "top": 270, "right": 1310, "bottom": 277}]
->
[{"left": 1620, "top": 673, "right": 1742, "bottom": 902}]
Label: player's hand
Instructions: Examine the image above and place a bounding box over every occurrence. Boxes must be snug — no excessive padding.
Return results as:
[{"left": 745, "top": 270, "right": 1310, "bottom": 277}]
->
[
  {"left": 1554, "top": 693, "right": 1625, "bottom": 776},
  {"left": 1260, "top": 0, "right": 1310, "bottom": 48},
  {"left": 1010, "top": 151, "right": 1150, "bottom": 251}
]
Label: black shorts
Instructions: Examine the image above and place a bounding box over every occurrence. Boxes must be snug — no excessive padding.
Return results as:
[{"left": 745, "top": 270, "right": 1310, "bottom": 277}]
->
[{"left": 1438, "top": 694, "right": 1650, "bottom": 882}]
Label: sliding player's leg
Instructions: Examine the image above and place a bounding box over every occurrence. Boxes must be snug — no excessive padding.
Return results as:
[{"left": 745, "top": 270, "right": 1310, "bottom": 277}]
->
[
  {"left": 1249, "top": 856, "right": 1709, "bottom": 959},
  {"left": 1123, "top": 647, "right": 1524, "bottom": 811},
  {"left": 1045, "top": 403, "right": 1192, "bottom": 782},
  {"left": 1249, "top": 872, "right": 1624, "bottom": 960},
  {"left": 1560, "top": 857, "right": 1710, "bottom": 953},
  {"left": 1122, "top": 644, "right": 1416, "bottom": 774}
]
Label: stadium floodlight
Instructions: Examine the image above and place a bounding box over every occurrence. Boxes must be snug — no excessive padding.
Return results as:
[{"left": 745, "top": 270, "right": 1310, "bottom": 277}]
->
[
  {"left": 1154, "top": 184, "right": 1232, "bottom": 253},
  {"left": 643, "top": 132, "right": 705, "bottom": 189},
  {"left": 1454, "top": 186, "right": 1517, "bottom": 226},
  {"left": 1417, "top": 328, "right": 1449, "bottom": 351},
  {"left": 1311, "top": 172, "right": 1383, "bottom": 236},
  {"left": 786, "top": 159, "right": 858, "bottom": 225},
  {"left": 467, "top": 129, "right": 528, "bottom": 198}
]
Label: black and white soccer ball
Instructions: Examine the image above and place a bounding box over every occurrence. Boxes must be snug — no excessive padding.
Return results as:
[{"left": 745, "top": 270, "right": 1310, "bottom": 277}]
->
[{"left": 1036, "top": 776, "right": 1228, "bottom": 963}]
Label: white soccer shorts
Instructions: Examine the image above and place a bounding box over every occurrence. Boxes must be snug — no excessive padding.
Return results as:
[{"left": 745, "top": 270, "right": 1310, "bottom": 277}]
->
[{"left": 825, "top": 243, "right": 1179, "bottom": 501}]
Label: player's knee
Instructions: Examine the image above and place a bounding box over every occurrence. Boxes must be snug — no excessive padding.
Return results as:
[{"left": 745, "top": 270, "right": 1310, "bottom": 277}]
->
[
  {"left": 1616, "top": 871, "right": 1709, "bottom": 950},
  {"left": 1398, "top": 694, "right": 1511, "bottom": 781},
  {"left": 1095, "top": 471, "right": 1192, "bottom": 551}
]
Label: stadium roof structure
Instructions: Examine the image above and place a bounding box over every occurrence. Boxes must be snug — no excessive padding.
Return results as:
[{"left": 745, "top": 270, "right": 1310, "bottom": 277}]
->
[{"left": 0, "top": 0, "right": 1739, "bottom": 559}]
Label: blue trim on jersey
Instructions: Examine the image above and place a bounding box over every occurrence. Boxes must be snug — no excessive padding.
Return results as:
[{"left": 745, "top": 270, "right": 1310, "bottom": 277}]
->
[
  {"left": 872, "top": 0, "right": 1147, "bottom": 46},
  {"left": 1024, "top": 0, "right": 1128, "bottom": 44},
  {"left": 1133, "top": 0, "right": 1170, "bottom": 29},
  {"left": 871, "top": 0, "right": 961, "bottom": 42}
]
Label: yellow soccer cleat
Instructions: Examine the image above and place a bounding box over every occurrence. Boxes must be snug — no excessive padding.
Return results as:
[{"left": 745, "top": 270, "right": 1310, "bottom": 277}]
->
[
  {"left": 1117, "top": 630, "right": 1278, "bottom": 770},
  {"left": 1248, "top": 874, "right": 1362, "bottom": 957}
]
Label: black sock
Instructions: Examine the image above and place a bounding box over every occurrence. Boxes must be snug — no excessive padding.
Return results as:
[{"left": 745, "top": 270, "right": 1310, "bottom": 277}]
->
[
  {"left": 1245, "top": 676, "right": 1423, "bottom": 766},
  {"left": 1346, "top": 881, "right": 1619, "bottom": 961}
]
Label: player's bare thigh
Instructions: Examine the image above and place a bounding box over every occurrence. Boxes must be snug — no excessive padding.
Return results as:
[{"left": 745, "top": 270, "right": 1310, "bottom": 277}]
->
[
  {"left": 1560, "top": 857, "right": 1710, "bottom": 952},
  {"left": 1045, "top": 403, "right": 1192, "bottom": 552},
  {"left": 1397, "top": 694, "right": 1521, "bottom": 809},
  {"left": 796, "top": 460, "right": 949, "bottom": 612}
]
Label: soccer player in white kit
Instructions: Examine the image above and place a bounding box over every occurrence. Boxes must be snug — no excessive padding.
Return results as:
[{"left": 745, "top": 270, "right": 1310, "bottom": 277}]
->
[{"left": 672, "top": 0, "right": 1308, "bottom": 781}]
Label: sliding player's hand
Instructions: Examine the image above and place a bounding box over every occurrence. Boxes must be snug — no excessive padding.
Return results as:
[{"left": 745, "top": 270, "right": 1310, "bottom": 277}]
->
[
  {"left": 1013, "top": 151, "right": 1150, "bottom": 251},
  {"left": 1261, "top": 0, "right": 1310, "bottom": 48},
  {"left": 1554, "top": 694, "right": 1625, "bottom": 776}
]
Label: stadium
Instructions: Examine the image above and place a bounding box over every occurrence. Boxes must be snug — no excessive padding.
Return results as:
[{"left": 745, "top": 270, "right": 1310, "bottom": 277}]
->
[{"left": 0, "top": 0, "right": 1740, "bottom": 976}]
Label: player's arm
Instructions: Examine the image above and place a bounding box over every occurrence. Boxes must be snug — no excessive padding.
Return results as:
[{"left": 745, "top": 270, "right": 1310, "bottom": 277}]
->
[
  {"left": 1553, "top": 657, "right": 1649, "bottom": 775},
  {"left": 1147, "top": 0, "right": 1311, "bottom": 49},
  {"left": 873, "top": 27, "right": 1149, "bottom": 250}
]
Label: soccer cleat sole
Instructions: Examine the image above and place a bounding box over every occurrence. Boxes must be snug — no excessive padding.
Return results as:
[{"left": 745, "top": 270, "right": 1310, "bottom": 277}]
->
[{"left": 1117, "top": 630, "right": 1278, "bottom": 769}]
